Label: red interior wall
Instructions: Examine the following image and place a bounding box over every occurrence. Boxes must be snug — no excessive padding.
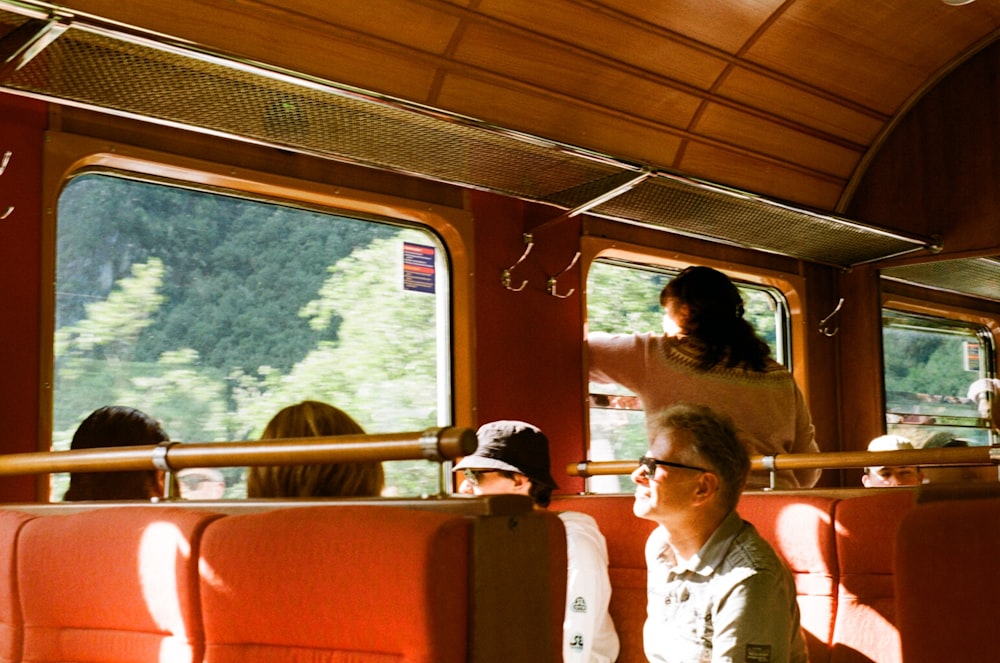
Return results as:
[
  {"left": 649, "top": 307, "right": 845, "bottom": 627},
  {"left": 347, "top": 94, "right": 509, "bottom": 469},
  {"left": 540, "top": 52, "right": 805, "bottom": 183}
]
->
[
  {"left": 0, "top": 93, "right": 46, "bottom": 501},
  {"left": 471, "top": 192, "right": 586, "bottom": 494}
]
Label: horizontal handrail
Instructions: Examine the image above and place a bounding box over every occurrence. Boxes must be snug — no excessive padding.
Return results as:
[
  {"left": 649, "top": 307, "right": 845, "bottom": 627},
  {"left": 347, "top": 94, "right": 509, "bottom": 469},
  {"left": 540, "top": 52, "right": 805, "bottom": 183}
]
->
[
  {"left": 568, "top": 445, "right": 1000, "bottom": 478},
  {"left": 0, "top": 427, "right": 477, "bottom": 476}
]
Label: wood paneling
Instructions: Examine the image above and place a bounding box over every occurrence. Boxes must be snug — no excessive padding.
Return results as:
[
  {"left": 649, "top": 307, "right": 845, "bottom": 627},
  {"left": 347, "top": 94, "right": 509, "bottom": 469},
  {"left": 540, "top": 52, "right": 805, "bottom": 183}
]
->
[
  {"left": 0, "top": 95, "right": 46, "bottom": 501},
  {"left": 603, "top": 0, "right": 787, "bottom": 54},
  {"left": 435, "top": 74, "right": 686, "bottom": 165},
  {"left": 746, "top": 2, "right": 1000, "bottom": 115},
  {"left": 472, "top": 192, "right": 587, "bottom": 494},
  {"left": 474, "top": 0, "right": 731, "bottom": 88},
  {"left": 802, "top": 262, "right": 842, "bottom": 486},
  {"left": 451, "top": 22, "right": 704, "bottom": 129},
  {"left": 694, "top": 103, "right": 861, "bottom": 178},
  {"left": 678, "top": 142, "right": 844, "bottom": 210},
  {"left": 848, "top": 39, "right": 1000, "bottom": 257},
  {"left": 836, "top": 265, "right": 886, "bottom": 455},
  {"left": 717, "top": 67, "right": 884, "bottom": 146}
]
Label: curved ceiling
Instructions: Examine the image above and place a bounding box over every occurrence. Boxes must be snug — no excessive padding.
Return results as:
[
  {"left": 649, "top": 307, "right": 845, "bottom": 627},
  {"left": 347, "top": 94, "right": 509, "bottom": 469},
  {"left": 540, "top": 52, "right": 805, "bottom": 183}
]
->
[
  {"left": 3, "top": 0, "right": 1000, "bottom": 277},
  {"left": 45, "top": 0, "right": 1000, "bottom": 214}
]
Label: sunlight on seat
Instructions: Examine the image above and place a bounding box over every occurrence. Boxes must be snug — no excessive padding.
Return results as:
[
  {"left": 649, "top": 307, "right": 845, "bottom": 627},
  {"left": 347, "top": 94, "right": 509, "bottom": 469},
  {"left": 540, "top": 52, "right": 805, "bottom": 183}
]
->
[
  {"left": 772, "top": 503, "right": 833, "bottom": 559},
  {"left": 139, "top": 521, "right": 196, "bottom": 662}
]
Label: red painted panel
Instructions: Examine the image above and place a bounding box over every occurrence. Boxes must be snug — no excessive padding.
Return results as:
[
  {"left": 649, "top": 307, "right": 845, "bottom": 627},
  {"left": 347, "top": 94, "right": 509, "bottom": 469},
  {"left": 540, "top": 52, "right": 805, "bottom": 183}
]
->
[
  {"left": 471, "top": 191, "right": 586, "bottom": 493},
  {"left": 0, "top": 93, "right": 47, "bottom": 501}
]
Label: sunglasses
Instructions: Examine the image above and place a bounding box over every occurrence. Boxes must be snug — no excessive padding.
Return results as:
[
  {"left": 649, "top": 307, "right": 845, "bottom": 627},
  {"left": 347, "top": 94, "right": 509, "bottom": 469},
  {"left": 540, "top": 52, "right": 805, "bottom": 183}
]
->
[
  {"left": 462, "top": 469, "right": 503, "bottom": 486},
  {"left": 638, "top": 455, "right": 709, "bottom": 477}
]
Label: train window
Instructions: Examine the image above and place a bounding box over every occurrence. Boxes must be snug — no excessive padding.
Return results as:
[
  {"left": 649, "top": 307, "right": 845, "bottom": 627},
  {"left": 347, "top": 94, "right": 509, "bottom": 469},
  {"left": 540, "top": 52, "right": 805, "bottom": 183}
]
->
[
  {"left": 52, "top": 172, "right": 452, "bottom": 499},
  {"left": 586, "top": 258, "right": 789, "bottom": 493},
  {"left": 882, "top": 309, "right": 996, "bottom": 447}
]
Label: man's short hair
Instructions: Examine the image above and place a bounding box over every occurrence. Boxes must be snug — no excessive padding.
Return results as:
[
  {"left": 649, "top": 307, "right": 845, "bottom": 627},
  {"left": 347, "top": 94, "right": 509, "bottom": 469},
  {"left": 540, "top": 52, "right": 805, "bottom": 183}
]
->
[{"left": 648, "top": 403, "right": 749, "bottom": 510}]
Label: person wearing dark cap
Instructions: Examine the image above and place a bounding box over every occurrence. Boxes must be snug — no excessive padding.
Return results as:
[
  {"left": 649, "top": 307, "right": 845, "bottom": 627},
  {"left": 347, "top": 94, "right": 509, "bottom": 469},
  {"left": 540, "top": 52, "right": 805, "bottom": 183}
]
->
[{"left": 454, "top": 420, "right": 619, "bottom": 663}]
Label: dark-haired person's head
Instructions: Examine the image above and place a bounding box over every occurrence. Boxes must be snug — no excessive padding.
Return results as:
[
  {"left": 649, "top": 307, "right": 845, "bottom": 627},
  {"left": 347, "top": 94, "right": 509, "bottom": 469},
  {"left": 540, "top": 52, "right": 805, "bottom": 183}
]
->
[
  {"left": 63, "top": 406, "right": 169, "bottom": 501},
  {"left": 247, "top": 400, "right": 384, "bottom": 498},
  {"left": 660, "top": 266, "right": 771, "bottom": 371}
]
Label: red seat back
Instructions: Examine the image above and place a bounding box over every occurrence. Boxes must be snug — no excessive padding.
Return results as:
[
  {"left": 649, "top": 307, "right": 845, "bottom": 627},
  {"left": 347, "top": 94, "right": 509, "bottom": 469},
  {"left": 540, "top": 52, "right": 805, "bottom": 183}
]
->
[
  {"left": 830, "top": 491, "right": 916, "bottom": 663},
  {"left": 199, "top": 506, "right": 471, "bottom": 663},
  {"left": 18, "top": 507, "right": 220, "bottom": 662}
]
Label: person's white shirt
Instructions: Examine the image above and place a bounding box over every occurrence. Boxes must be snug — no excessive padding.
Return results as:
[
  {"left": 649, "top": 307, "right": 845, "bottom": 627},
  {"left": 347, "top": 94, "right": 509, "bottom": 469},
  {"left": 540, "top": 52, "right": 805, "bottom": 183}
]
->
[{"left": 559, "top": 510, "right": 619, "bottom": 663}]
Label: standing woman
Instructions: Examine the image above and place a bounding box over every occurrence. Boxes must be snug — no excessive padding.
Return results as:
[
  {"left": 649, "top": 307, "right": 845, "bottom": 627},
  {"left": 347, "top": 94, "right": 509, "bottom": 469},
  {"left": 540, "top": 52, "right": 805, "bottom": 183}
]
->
[{"left": 588, "top": 266, "right": 820, "bottom": 489}]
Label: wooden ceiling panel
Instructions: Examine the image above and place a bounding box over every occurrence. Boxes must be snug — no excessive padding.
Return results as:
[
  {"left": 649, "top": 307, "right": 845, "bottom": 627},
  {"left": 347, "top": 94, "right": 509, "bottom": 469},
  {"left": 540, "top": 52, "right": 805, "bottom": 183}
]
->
[
  {"left": 254, "top": 0, "right": 462, "bottom": 56},
  {"left": 678, "top": 142, "right": 844, "bottom": 212},
  {"left": 746, "top": 1, "right": 1000, "bottom": 115},
  {"left": 436, "top": 74, "right": 684, "bottom": 167},
  {"left": 473, "top": 0, "right": 730, "bottom": 90},
  {"left": 717, "top": 67, "right": 884, "bottom": 147},
  {"left": 451, "top": 22, "right": 703, "bottom": 130},
  {"left": 694, "top": 103, "right": 862, "bottom": 179},
  {"left": 599, "top": 0, "right": 786, "bottom": 54}
]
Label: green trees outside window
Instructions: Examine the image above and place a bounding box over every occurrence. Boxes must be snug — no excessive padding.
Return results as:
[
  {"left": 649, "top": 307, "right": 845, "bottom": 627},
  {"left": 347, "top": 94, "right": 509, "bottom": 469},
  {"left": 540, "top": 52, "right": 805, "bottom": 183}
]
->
[
  {"left": 882, "top": 309, "right": 994, "bottom": 447},
  {"left": 53, "top": 173, "right": 450, "bottom": 498}
]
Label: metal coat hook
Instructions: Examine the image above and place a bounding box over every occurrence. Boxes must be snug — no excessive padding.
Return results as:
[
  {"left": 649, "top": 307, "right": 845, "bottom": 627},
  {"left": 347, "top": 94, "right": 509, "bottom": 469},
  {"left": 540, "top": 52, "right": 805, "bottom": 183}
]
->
[
  {"left": 547, "top": 251, "right": 581, "bottom": 298},
  {"left": 0, "top": 151, "right": 11, "bottom": 176},
  {"left": 501, "top": 233, "right": 535, "bottom": 292},
  {"left": 501, "top": 170, "right": 648, "bottom": 295},
  {"left": 819, "top": 297, "right": 844, "bottom": 336}
]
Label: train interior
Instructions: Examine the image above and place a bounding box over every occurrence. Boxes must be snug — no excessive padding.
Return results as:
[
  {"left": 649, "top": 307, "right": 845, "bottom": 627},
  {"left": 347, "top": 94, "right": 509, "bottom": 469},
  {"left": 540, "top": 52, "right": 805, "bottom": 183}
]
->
[{"left": 1, "top": 1, "right": 1000, "bottom": 661}]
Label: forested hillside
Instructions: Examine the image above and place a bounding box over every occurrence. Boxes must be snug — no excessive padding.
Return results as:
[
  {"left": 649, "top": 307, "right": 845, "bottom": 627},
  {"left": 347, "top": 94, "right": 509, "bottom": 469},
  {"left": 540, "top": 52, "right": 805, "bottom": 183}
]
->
[{"left": 53, "top": 173, "right": 446, "bottom": 496}]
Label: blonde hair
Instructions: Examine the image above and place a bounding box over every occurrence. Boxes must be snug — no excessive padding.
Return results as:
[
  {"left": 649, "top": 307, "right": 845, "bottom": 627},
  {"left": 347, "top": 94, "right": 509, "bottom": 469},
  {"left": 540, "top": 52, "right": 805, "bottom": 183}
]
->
[{"left": 247, "top": 401, "right": 384, "bottom": 498}]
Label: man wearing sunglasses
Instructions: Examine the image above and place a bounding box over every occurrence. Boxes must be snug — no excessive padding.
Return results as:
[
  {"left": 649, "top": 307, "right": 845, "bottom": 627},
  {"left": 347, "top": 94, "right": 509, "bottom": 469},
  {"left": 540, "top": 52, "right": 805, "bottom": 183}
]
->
[
  {"left": 632, "top": 404, "right": 807, "bottom": 663},
  {"left": 454, "top": 420, "right": 619, "bottom": 663}
]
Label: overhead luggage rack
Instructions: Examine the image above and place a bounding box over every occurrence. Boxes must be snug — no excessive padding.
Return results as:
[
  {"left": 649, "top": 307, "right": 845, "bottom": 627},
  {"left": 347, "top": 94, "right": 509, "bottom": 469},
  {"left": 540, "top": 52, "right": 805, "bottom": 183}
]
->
[{"left": 882, "top": 257, "right": 1000, "bottom": 302}]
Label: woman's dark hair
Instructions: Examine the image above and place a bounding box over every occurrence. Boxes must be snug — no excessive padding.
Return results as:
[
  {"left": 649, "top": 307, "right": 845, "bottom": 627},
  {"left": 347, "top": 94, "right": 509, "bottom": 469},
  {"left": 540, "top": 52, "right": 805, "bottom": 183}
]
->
[
  {"left": 660, "top": 266, "right": 772, "bottom": 371},
  {"left": 63, "top": 406, "right": 169, "bottom": 501}
]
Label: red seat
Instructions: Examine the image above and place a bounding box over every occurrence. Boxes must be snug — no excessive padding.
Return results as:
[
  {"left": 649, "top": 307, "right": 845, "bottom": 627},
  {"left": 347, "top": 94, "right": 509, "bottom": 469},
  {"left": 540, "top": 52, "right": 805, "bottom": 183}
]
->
[
  {"left": 740, "top": 493, "right": 839, "bottom": 663},
  {"left": 18, "top": 507, "right": 220, "bottom": 662},
  {"left": 895, "top": 497, "right": 1000, "bottom": 663},
  {"left": 199, "top": 506, "right": 471, "bottom": 663},
  {"left": 830, "top": 490, "right": 916, "bottom": 663},
  {"left": 0, "top": 511, "right": 34, "bottom": 663}
]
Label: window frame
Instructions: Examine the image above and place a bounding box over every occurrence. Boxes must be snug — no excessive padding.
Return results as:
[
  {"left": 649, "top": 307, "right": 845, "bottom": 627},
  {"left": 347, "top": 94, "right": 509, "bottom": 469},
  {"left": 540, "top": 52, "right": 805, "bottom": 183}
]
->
[
  {"left": 880, "top": 291, "right": 1000, "bottom": 445},
  {"left": 580, "top": 236, "right": 808, "bottom": 489},
  {"left": 40, "top": 131, "right": 476, "bottom": 458}
]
